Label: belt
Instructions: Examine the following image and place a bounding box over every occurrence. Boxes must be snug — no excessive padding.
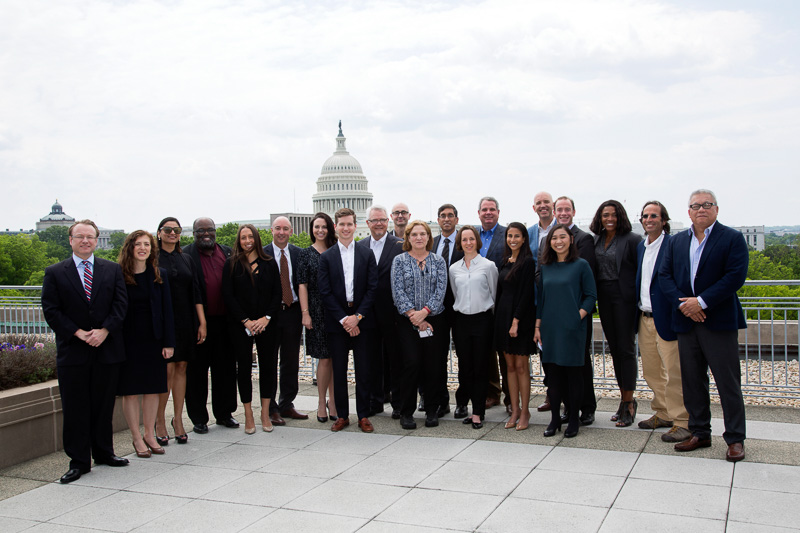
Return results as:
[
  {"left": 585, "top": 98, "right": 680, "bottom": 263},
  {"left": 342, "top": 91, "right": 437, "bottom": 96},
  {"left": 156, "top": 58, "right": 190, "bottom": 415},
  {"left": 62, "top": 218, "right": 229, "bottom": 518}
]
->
[
  {"left": 347, "top": 302, "right": 354, "bottom": 308},
  {"left": 282, "top": 302, "right": 294, "bottom": 311},
  {"left": 641, "top": 310, "right": 654, "bottom": 318}
]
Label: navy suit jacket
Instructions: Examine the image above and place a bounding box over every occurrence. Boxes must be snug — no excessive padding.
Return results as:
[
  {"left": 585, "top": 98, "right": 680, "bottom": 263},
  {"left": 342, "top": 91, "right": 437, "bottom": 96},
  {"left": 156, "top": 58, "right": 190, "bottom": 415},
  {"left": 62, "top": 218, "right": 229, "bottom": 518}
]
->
[
  {"left": 318, "top": 243, "right": 378, "bottom": 332},
  {"left": 42, "top": 257, "right": 128, "bottom": 366},
  {"left": 635, "top": 233, "right": 677, "bottom": 341},
  {"left": 356, "top": 234, "right": 403, "bottom": 315},
  {"left": 659, "top": 223, "right": 748, "bottom": 333},
  {"left": 483, "top": 224, "right": 507, "bottom": 268}
]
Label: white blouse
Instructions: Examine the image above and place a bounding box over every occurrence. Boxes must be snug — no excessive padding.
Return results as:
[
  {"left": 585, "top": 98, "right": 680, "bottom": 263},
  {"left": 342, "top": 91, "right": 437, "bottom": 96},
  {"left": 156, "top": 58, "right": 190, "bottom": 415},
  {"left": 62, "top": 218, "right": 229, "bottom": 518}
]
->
[{"left": 449, "top": 255, "right": 498, "bottom": 315}]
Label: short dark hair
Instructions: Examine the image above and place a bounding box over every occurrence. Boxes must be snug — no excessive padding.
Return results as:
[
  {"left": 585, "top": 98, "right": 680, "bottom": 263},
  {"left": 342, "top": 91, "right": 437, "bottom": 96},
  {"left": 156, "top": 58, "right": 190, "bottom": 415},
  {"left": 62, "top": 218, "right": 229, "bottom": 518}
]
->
[
  {"left": 589, "top": 200, "right": 632, "bottom": 235},
  {"left": 455, "top": 225, "right": 481, "bottom": 253},
  {"left": 540, "top": 224, "right": 579, "bottom": 265},
  {"left": 309, "top": 212, "right": 337, "bottom": 247},
  {"left": 437, "top": 203, "right": 458, "bottom": 217},
  {"left": 554, "top": 196, "right": 575, "bottom": 211},
  {"left": 69, "top": 219, "right": 99, "bottom": 238},
  {"left": 640, "top": 201, "right": 671, "bottom": 234},
  {"left": 334, "top": 208, "right": 356, "bottom": 223}
]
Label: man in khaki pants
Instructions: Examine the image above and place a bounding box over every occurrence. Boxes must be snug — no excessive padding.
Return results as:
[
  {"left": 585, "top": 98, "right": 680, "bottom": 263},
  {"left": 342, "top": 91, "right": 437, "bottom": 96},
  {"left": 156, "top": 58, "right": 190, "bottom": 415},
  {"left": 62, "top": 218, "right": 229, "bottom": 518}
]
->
[{"left": 635, "top": 201, "right": 690, "bottom": 442}]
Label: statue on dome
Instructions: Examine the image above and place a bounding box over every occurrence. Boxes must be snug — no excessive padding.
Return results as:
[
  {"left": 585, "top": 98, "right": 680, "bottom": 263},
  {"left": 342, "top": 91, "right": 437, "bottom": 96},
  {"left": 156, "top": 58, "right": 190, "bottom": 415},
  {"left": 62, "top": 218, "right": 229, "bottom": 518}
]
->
[{"left": 338, "top": 120, "right": 342, "bottom": 136}]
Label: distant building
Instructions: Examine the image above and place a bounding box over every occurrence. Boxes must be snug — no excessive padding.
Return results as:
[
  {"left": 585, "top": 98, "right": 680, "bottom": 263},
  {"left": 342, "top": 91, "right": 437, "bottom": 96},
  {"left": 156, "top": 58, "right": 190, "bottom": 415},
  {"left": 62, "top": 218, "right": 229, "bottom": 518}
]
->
[
  {"left": 734, "top": 225, "right": 765, "bottom": 251},
  {"left": 36, "top": 200, "right": 75, "bottom": 231}
]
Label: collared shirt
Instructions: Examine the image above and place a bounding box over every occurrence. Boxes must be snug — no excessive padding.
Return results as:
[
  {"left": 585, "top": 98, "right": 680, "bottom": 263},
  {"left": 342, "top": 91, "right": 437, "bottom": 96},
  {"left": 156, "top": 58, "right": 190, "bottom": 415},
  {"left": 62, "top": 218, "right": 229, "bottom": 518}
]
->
[
  {"left": 479, "top": 223, "right": 498, "bottom": 258},
  {"left": 435, "top": 233, "right": 456, "bottom": 264},
  {"left": 73, "top": 254, "right": 95, "bottom": 296},
  {"left": 369, "top": 233, "right": 388, "bottom": 264},
  {"left": 272, "top": 243, "right": 298, "bottom": 302},
  {"left": 449, "top": 255, "right": 498, "bottom": 314},
  {"left": 689, "top": 222, "right": 715, "bottom": 309},
  {"left": 639, "top": 232, "right": 665, "bottom": 312},
  {"left": 338, "top": 240, "right": 356, "bottom": 302},
  {"left": 538, "top": 218, "right": 555, "bottom": 248}
]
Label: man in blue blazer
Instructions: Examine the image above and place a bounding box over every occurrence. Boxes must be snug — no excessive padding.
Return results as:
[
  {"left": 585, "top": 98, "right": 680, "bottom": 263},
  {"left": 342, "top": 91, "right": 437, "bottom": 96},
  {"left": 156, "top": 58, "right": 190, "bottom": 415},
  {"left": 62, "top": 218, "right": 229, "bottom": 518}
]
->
[
  {"left": 319, "top": 208, "right": 378, "bottom": 432},
  {"left": 634, "top": 201, "right": 690, "bottom": 442},
  {"left": 527, "top": 191, "right": 555, "bottom": 259},
  {"left": 659, "top": 190, "right": 748, "bottom": 462},
  {"left": 41, "top": 220, "right": 129, "bottom": 484}
]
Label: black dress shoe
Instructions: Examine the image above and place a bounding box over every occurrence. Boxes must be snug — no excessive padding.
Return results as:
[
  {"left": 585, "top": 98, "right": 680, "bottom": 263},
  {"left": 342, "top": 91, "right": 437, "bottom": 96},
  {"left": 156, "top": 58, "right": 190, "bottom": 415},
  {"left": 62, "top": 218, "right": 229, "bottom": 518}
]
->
[
  {"left": 462, "top": 414, "right": 485, "bottom": 423},
  {"left": 216, "top": 417, "right": 240, "bottom": 428},
  {"left": 95, "top": 456, "right": 129, "bottom": 467},
  {"left": 453, "top": 405, "right": 469, "bottom": 419},
  {"left": 580, "top": 412, "right": 595, "bottom": 426},
  {"left": 60, "top": 468, "right": 89, "bottom": 484},
  {"left": 472, "top": 420, "right": 484, "bottom": 429},
  {"left": 401, "top": 415, "right": 417, "bottom": 430},
  {"left": 391, "top": 409, "right": 401, "bottom": 420},
  {"left": 425, "top": 412, "right": 439, "bottom": 427},
  {"left": 437, "top": 405, "right": 450, "bottom": 418},
  {"left": 193, "top": 423, "right": 209, "bottom": 434},
  {"left": 565, "top": 423, "right": 579, "bottom": 438},
  {"left": 369, "top": 403, "right": 385, "bottom": 416},
  {"left": 317, "top": 415, "right": 328, "bottom": 423}
]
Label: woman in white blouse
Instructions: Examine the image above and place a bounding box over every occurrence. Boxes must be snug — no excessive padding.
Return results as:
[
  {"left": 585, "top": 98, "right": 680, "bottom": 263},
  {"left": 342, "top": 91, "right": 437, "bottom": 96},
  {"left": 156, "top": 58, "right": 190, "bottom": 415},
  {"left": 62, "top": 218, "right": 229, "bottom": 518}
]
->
[{"left": 449, "top": 225, "right": 499, "bottom": 429}]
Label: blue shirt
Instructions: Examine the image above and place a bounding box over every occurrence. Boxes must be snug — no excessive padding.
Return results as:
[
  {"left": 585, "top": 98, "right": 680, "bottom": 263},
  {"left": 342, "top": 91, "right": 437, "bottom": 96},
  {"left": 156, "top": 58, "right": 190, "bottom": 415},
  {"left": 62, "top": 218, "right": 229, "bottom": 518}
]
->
[
  {"left": 689, "top": 222, "right": 715, "bottom": 309},
  {"left": 479, "top": 224, "right": 498, "bottom": 258}
]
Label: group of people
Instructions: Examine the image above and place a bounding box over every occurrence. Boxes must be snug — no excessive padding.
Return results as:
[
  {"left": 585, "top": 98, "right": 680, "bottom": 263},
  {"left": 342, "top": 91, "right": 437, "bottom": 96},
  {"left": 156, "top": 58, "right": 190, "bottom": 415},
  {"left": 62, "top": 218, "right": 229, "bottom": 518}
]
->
[{"left": 41, "top": 188, "right": 750, "bottom": 484}]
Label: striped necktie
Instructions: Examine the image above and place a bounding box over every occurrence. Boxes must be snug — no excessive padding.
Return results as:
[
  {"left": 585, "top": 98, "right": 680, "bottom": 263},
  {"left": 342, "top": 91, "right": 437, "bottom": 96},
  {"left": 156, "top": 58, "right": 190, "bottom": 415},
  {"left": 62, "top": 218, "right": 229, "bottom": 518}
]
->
[{"left": 82, "top": 260, "right": 93, "bottom": 301}]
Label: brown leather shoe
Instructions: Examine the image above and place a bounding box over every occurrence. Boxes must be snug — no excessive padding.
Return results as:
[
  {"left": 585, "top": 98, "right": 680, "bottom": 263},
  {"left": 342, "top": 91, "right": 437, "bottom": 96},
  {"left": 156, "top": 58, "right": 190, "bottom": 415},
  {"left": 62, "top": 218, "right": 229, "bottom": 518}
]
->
[
  {"left": 536, "top": 398, "right": 551, "bottom": 412},
  {"left": 280, "top": 407, "right": 309, "bottom": 420},
  {"left": 270, "top": 413, "right": 286, "bottom": 426},
  {"left": 726, "top": 442, "right": 745, "bottom": 462},
  {"left": 485, "top": 398, "right": 500, "bottom": 409},
  {"left": 358, "top": 418, "right": 374, "bottom": 433},
  {"left": 674, "top": 436, "right": 712, "bottom": 452},
  {"left": 331, "top": 417, "right": 350, "bottom": 432}
]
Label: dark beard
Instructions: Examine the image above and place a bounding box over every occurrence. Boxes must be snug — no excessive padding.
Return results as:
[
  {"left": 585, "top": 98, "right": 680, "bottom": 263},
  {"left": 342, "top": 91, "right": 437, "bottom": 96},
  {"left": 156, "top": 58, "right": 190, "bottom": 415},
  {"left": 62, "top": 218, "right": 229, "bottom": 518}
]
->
[{"left": 197, "top": 238, "right": 215, "bottom": 251}]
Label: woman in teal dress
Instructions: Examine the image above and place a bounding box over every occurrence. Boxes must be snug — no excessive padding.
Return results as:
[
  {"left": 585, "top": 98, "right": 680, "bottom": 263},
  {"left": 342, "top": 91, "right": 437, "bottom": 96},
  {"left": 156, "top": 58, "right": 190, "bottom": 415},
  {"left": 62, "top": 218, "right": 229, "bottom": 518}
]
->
[{"left": 534, "top": 224, "right": 597, "bottom": 439}]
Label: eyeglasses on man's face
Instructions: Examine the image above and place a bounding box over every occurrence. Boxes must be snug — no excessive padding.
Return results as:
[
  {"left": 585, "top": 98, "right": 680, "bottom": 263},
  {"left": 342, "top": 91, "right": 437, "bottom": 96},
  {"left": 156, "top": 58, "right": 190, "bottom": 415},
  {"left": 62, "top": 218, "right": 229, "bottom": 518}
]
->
[{"left": 689, "top": 202, "right": 716, "bottom": 211}]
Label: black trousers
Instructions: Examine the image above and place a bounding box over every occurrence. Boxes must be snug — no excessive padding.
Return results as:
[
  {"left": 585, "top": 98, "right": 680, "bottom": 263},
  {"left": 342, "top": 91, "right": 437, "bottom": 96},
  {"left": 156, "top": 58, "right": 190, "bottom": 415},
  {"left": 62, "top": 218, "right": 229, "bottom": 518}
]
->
[
  {"left": 678, "top": 324, "right": 746, "bottom": 444},
  {"left": 270, "top": 304, "right": 303, "bottom": 413},
  {"left": 327, "top": 328, "right": 372, "bottom": 420},
  {"left": 597, "top": 280, "right": 638, "bottom": 391},
  {"left": 369, "top": 309, "right": 402, "bottom": 409},
  {"left": 397, "top": 314, "right": 446, "bottom": 416},
  {"left": 562, "top": 317, "right": 597, "bottom": 415},
  {"left": 544, "top": 362, "right": 583, "bottom": 427},
  {"left": 229, "top": 322, "right": 278, "bottom": 403},
  {"left": 452, "top": 311, "right": 493, "bottom": 416},
  {"left": 186, "top": 315, "right": 236, "bottom": 425},
  {"left": 57, "top": 358, "right": 121, "bottom": 471}
]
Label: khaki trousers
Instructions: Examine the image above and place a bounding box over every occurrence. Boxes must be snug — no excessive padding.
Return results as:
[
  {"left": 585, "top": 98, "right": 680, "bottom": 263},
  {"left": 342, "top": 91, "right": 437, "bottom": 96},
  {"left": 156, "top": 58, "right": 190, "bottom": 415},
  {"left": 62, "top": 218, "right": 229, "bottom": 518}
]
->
[{"left": 638, "top": 315, "right": 689, "bottom": 429}]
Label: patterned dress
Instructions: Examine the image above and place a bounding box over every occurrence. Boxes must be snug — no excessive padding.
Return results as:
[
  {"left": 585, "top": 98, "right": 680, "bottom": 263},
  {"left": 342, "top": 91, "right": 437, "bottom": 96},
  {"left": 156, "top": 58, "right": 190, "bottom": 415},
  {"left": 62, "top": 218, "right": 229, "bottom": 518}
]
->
[{"left": 297, "top": 246, "right": 329, "bottom": 359}]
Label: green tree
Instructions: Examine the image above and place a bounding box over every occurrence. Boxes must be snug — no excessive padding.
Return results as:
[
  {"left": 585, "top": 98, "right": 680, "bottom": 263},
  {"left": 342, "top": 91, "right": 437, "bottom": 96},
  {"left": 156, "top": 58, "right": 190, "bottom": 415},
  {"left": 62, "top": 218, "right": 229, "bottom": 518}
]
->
[
  {"left": 36, "top": 226, "right": 71, "bottom": 261},
  {"left": 289, "top": 232, "right": 311, "bottom": 249},
  {"left": 0, "top": 234, "right": 54, "bottom": 285},
  {"left": 747, "top": 251, "right": 793, "bottom": 280},
  {"left": 215, "top": 222, "right": 240, "bottom": 247},
  {"left": 763, "top": 245, "right": 800, "bottom": 279}
]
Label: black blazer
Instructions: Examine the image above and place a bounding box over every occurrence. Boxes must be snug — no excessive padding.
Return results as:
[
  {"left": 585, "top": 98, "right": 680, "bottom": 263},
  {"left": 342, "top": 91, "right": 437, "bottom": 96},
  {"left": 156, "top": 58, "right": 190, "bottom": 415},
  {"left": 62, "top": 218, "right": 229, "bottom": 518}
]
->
[
  {"left": 41, "top": 257, "right": 128, "bottom": 366},
  {"left": 432, "top": 233, "right": 465, "bottom": 309},
  {"left": 483, "top": 224, "right": 507, "bottom": 268},
  {"left": 356, "top": 234, "right": 403, "bottom": 315},
  {"left": 264, "top": 243, "right": 302, "bottom": 295},
  {"left": 183, "top": 242, "right": 233, "bottom": 307},
  {"left": 571, "top": 226, "right": 597, "bottom": 275},
  {"left": 318, "top": 243, "right": 378, "bottom": 331},
  {"left": 659, "top": 223, "right": 748, "bottom": 333},
  {"left": 221, "top": 256, "right": 282, "bottom": 324},
  {"left": 133, "top": 265, "right": 177, "bottom": 348},
  {"left": 593, "top": 230, "right": 642, "bottom": 303}
]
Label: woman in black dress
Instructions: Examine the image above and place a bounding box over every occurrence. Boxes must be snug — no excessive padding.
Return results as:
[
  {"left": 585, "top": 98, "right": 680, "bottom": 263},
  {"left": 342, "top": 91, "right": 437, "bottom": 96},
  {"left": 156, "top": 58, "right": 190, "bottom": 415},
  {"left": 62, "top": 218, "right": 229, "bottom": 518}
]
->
[
  {"left": 494, "top": 222, "right": 536, "bottom": 431},
  {"left": 222, "top": 224, "right": 281, "bottom": 434},
  {"left": 118, "top": 230, "right": 175, "bottom": 458},
  {"left": 589, "top": 200, "right": 643, "bottom": 427},
  {"left": 297, "top": 212, "right": 338, "bottom": 423},
  {"left": 154, "top": 217, "right": 207, "bottom": 445}
]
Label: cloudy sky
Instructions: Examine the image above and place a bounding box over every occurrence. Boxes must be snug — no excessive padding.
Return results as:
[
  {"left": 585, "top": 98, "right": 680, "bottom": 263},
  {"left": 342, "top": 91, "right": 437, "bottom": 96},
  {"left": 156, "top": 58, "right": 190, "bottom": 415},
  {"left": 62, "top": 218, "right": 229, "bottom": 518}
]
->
[{"left": 2, "top": 0, "right": 798, "bottom": 234}]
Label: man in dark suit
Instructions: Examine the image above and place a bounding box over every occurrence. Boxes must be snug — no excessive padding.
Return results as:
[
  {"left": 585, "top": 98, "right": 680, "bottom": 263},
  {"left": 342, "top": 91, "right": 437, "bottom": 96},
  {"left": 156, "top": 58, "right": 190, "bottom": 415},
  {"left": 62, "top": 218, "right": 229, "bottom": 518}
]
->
[
  {"left": 432, "top": 203, "right": 464, "bottom": 417},
  {"left": 264, "top": 216, "right": 307, "bottom": 425},
  {"left": 318, "top": 208, "right": 378, "bottom": 432},
  {"left": 659, "top": 189, "right": 748, "bottom": 462},
  {"left": 184, "top": 217, "right": 238, "bottom": 433},
  {"left": 357, "top": 205, "right": 403, "bottom": 417},
  {"left": 41, "top": 219, "right": 129, "bottom": 484},
  {"left": 478, "top": 196, "right": 509, "bottom": 411},
  {"left": 634, "top": 201, "right": 690, "bottom": 442},
  {"left": 554, "top": 196, "right": 597, "bottom": 425}
]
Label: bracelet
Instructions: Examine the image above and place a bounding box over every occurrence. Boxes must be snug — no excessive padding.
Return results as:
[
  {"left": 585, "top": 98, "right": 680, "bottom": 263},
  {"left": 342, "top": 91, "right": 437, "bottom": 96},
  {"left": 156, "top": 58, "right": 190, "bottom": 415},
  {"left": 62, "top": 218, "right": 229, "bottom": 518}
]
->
[
  {"left": 241, "top": 318, "right": 250, "bottom": 324},
  {"left": 302, "top": 309, "right": 309, "bottom": 313},
  {"left": 423, "top": 306, "right": 431, "bottom": 314}
]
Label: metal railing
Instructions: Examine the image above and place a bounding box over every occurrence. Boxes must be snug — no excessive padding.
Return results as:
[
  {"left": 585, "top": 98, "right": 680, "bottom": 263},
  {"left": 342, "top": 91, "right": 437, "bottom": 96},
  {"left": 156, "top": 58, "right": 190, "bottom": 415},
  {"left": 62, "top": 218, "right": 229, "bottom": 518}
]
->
[{"left": 3, "top": 281, "right": 798, "bottom": 400}]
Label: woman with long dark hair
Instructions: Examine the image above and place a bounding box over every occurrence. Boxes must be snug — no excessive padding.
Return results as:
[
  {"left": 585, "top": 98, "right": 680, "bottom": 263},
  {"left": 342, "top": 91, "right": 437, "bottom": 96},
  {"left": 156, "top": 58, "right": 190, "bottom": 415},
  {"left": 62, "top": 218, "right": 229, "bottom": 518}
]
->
[
  {"left": 154, "top": 217, "right": 206, "bottom": 445},
  {"left": 589, "top": 200, "right": 643, "bottom": 427},
  {"left": 221, "top": 224, "right": 281, "bottom": 433},
  {"left": 535, "top": 224, "right": 597, "bottom": 438},
  {"left": 297, "top": 212, "right": 338, "bottom": 423},
  {"left": 493, "top": 221, "right": 536, "bottom": 431},
  {"left": 117, "top": 230, "right": 175, "bottom": 458}
]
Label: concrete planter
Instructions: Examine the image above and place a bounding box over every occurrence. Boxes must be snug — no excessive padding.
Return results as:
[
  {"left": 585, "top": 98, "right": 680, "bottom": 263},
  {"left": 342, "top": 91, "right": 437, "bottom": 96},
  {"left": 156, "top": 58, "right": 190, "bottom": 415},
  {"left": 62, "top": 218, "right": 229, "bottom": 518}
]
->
[{"left": 0, "top": 380, "right": 126, "bottom": 469}]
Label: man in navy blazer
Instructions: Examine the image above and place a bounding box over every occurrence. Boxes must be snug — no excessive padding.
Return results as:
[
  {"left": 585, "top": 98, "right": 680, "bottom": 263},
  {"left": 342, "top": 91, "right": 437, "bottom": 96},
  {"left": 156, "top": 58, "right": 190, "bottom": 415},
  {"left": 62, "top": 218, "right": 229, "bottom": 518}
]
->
[
  {"left": 634, "top": 201, "right": 690, "bottom": 442},
  {"left": 659, "top": 190, "right": 749, "bottom": 462},
  {"left": 319, "top": 208, "right": 378, "bottom": 432},
  {"left": 357, "top": 205, "right": 403, "bottom": 416},
  {"left": 41, "top": 220, "right": 129, "bottom": 484}
]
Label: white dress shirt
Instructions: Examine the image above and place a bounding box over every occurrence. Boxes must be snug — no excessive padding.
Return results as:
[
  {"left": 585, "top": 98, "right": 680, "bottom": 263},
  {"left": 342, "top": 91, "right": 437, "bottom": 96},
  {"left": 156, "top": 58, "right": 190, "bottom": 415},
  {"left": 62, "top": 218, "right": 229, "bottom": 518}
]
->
[
  {"left": 369, "top": 233, "right": 387, "bottom": 265},
  {"left": 449, "top": 255, "right": 498, "bottom": 314},
  {"left": 639, "top": 232, "right": 664, "bottom": 312},
  {"left": 435, "top": 233, "right": 456, "bottom": 264},
  {"left": 338, "top": 240, "right": 356, "bottom": 302}
]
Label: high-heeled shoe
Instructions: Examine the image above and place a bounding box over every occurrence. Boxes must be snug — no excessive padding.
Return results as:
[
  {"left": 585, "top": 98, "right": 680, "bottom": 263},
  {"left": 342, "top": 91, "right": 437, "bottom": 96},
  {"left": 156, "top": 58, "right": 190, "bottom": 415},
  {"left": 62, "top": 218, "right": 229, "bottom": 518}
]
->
[
  {"left": 155, "top": 424, "right": 169, "bottom": 447},
  {"left": 516, "top": 413, "right": 530, "bottom": 431},
  {"left": 504, "top": 414, "right": 520, "bottom": 429},
  {"left": 261, "top": 416, "right": 274, "bottom": 433},
  {"left": 171, "top": 418, "right": 188, "bottom": 444},
  {"left": 327, "top": 401, "right": 338, "bottom": 422},
  {"left": 317, "top": 409, "right": 328, "bottom": 423},
  {"left": 543, "top": 422, "right": 561, "bottom": 437},
  {"left": 565, "top": 422, "right": 579, "bottom": 438},
  {"left": 611, "top": 400, "right": 623, "bottom": 422},
  {"left": 616, "top": 400, "right": 637, "bottom": 427},
  {"left": 133, "top": 441, "right": 151, "bottom": 458},
  {"left": 144, "top": 438, "right": 165, "bottom": 455}
]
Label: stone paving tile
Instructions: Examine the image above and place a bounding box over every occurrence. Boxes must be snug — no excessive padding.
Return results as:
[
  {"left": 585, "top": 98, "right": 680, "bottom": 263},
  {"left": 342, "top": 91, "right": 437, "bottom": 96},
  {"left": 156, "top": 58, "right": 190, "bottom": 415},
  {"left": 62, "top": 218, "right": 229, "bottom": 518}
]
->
[
  {"left": 288, "top": 479, "right": 409, "bottom": 519},
  {"left": 306, "top": 430, "right": 401, "bottom": 455},
  {"left": 628, "top": 453, "right": 734, "bottom": 487},
  {"left": 20, "top": 523, "right": 109, "bottom": 533},
  {"left": 189, "top": 443, "right": 294, "bottom": 471},
  {"left": 235, "top": 426, "right": 329, "bottom": 449},
  {"left": 131, "top": 499, "right": 272, "bottom": 533},
  {"left": 597, "top": 508, "right": 725, "bottom": 532},
  {"left": 732, "top": 461, "right": 800, "bottom": 494},
  {"left": 0, "top": 483, "right": 114, "bottom": 521},
  {"left": 50, "top": 491, "right": 188, "bottom": 532},
  {"left": 0, "top": 477, "right": 47, "bottom": 502},
  {"left": 126, "top": 438, "right": 229, "bottom": 465},
  {"left": 378, "top": 487, "right": 503, "bottom": 531},
  {"left": 418, "top": 460, "right": 531, "bottom": 496},
  {"left": 125, "top": 464, "right": 247, "bottom": 499},
  {"left": 556, "top": 426, "right": 650, "bottom": 453},
  {"left": 0, "top": 516, "right": 40, "bottom": 532},
  {"left": 201, "top": 471, "right": 323, "bottom": 508},
  {"left": 360, "top": 521, "right": 471, "bottom": 532},
  {"left": 335, "top": 454, "right": 445, "bottom": 487},
  {"left": 613, "top": 478, "right": 730, "bottom": 521},
  {"left": 513, "top": 469, "right": 625, "bottom": 508},
  {"left": 70, "top": 460, "right": 179, "bottom": 490},
  {"left": 260, "top": 449, "right": 366, "bottom": 479},
  {"left": 240, "top": 508, "right": 367, "bottom": 533},
  {"left": 478, "top": 497, "right": 607, "bottom": 533},
  {"left": 451, "top": 440, "right": 552, "bottom": 467},
  {"left": 725, "top": 521, "right": 800, "bottom": 533},
  {"left": 728, "top": 487, "right": 800, "bottom": 530},
  {"left": 536, "top": 446, "right": 639, "bottom": 477},
  {"left": 376, "top": 436, "right": 472, "bottom": 461}
]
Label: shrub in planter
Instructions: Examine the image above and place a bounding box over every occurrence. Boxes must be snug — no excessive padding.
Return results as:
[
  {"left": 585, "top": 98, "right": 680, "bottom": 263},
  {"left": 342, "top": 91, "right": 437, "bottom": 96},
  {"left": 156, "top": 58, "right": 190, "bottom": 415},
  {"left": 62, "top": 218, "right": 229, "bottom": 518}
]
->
[{"left": 0, "top": 334, "right": 58, "bottom": 391}]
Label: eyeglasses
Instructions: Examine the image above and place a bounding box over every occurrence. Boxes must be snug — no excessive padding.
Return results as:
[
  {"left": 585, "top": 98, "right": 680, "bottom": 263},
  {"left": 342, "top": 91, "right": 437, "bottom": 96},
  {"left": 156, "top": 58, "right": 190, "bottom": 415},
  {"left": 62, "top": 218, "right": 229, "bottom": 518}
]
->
[
  {"left": 71, "top": 234, "right": 97, "bottom": 241},
  {"left": 640, "top": 214, "right": 660, "bottom": 220},
  {"left": 391, "top": 210, "right": 409, "bottom": 216},
  {"left": 689, "top": 202, "right": 716, "bottom": 211},
  {"left": 194, "top": 227, "right": 216, "bottom": 234},
  {"left": 160, "top": 227, "right": 182, "bottom": 235},
  {"left": 438, "top": 213, "right": 456, "bottom": 219},
  {"left": 367, "top": 218, "right": 389, "bottom": 224}
]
